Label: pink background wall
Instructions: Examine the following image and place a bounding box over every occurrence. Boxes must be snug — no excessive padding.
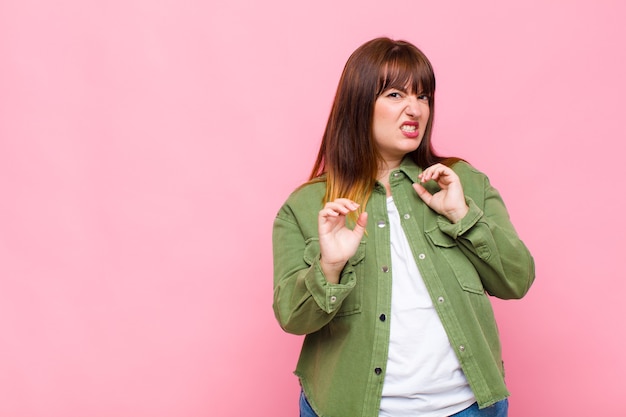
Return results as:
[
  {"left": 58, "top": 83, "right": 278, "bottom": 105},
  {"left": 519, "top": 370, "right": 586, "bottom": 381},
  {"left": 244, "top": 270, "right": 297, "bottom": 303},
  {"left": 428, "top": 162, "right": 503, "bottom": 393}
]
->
[{"left": 1, "top": 0, "right": 624, "bottom": 415}]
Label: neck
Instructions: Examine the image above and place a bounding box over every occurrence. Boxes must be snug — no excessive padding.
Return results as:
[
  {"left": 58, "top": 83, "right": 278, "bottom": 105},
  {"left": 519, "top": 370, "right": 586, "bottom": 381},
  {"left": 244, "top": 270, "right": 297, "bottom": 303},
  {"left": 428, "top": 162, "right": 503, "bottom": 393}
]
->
[{"left": 377, "top": 159, "right": 402, "bottom": 197}]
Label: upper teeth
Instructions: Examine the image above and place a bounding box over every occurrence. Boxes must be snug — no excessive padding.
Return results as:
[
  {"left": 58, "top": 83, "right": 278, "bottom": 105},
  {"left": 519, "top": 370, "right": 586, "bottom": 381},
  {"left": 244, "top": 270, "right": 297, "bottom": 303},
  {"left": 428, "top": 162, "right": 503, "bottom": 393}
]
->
[{"left": 401, "top": 125, "right": 417, "bottom": 132}]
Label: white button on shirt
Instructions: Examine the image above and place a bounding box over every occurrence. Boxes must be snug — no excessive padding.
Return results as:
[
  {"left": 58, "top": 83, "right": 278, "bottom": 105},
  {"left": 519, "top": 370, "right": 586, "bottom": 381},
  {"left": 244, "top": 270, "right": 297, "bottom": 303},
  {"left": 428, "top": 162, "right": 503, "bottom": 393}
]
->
[{"left": 379, "top": 197, "right": 475, "bottom": 417}]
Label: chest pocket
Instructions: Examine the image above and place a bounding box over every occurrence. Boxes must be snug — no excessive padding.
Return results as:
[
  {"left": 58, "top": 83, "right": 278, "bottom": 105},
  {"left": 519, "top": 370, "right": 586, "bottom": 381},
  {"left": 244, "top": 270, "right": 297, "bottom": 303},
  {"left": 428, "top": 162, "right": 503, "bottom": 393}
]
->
[
  {"left": 303, "top": 238, "right": 365, "bottom": 316},
  {"left": 425, "top": 227, "right": 485, "bottom": 295}
]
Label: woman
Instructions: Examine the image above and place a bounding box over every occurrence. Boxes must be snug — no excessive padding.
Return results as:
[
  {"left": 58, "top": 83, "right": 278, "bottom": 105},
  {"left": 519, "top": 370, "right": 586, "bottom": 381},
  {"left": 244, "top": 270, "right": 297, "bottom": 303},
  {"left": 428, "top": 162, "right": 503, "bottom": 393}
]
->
[{"left": 272, "top": 37, "right": 535, "bottom": 417}]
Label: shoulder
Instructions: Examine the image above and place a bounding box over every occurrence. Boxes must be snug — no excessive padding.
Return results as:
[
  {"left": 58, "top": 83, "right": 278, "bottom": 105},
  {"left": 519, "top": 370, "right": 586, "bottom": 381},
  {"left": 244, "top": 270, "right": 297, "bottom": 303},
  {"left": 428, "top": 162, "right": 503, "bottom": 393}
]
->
[
  {"left": 450, "top": 160, "right": 482, "bottom": 176},
  {"left": 276, "top": 180, "right": 326, "bottom": 221},
  {"left": 451, "top": 160, "right": 488, "bottom": 183},
  {"left": 450, "top": 160, "right": 492, "bottom": 198}
]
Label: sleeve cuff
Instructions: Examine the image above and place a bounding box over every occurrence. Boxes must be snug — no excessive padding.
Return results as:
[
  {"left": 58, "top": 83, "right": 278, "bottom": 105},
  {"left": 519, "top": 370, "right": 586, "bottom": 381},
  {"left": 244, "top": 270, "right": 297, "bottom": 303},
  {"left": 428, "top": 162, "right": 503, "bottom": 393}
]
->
[
  {"left": 303, "top": 259, "right": 357, "bottom": 314},
  {"left": 437, "top": 197, "right": 484, "bottom": 239}
]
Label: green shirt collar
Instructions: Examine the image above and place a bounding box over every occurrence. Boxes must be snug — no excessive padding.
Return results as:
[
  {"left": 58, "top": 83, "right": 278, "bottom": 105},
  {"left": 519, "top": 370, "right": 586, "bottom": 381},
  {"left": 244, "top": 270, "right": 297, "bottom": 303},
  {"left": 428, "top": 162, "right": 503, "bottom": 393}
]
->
[{"left": 398, "top": 156, "right": 423, "bottom": 183}]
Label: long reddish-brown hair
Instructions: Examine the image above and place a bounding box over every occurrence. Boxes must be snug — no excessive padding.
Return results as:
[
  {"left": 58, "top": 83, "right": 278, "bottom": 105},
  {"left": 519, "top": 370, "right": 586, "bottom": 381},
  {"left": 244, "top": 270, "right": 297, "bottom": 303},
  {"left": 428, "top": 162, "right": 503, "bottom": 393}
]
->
[{"left": 309, "top": 37, "right": 457, "bottom": 213}]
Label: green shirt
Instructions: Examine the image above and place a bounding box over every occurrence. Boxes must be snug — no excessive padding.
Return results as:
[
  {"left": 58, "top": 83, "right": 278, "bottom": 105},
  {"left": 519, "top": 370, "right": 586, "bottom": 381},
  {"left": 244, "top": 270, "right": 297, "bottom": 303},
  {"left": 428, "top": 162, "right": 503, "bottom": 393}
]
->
[{"left": 272, "top": 158, "right": 535, "bottom": 416}]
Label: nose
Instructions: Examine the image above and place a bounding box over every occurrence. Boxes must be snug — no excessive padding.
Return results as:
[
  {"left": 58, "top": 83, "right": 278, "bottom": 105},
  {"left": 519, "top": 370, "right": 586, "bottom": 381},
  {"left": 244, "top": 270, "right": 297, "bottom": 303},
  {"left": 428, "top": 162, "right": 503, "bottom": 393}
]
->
[{"left": 404, "top": 95, "right": 422, "bottom": 118}]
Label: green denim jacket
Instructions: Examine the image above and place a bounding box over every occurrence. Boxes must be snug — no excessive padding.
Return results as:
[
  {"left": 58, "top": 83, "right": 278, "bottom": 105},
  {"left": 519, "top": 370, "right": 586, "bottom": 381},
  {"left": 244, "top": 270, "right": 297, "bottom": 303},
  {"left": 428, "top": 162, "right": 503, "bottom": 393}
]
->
[{"left": 272, "top": 158, "right": 535, "bottom": 416}]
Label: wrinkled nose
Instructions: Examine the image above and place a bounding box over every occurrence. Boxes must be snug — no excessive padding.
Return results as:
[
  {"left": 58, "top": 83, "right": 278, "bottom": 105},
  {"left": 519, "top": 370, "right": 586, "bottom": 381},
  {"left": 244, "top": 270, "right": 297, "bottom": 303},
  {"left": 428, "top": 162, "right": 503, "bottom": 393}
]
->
[{"left": 404, "top": 96, "right": 422, "bottom": 118}]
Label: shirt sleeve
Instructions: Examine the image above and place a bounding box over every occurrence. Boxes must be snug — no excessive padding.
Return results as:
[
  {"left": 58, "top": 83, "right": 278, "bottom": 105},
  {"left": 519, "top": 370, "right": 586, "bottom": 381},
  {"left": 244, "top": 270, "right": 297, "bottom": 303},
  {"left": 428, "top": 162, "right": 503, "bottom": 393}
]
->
[
  {"left": 437, "top": 168, "right": 535, "bottom": 299},
  {"left": 272, "top": 209, "right": 357, "bottom": 335}
]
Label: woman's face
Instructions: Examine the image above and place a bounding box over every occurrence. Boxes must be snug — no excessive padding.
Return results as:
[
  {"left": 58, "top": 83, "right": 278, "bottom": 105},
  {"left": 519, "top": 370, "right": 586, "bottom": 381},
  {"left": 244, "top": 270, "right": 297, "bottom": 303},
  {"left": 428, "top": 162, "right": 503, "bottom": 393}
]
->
[{"left": 372, "top": 87, "right": 430, "bottom": 166}]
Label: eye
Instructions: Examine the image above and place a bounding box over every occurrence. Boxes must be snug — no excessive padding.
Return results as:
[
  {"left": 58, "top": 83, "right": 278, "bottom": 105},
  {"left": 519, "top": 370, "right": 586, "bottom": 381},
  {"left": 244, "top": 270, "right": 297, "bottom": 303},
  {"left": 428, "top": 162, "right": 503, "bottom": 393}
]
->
[
  {"left": 383, "top": 89, "right": 406, "bottom": 100},
  {"left": 417, "top": 94, "right": 430, "bottom": 102}
]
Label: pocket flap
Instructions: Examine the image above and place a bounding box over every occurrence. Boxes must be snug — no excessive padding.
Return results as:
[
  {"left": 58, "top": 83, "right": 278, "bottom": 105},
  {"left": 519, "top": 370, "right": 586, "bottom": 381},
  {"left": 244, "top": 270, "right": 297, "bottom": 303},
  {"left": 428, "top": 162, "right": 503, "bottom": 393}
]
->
[{"left": 425, "top": 227, "right": 457, "bottom": 248}]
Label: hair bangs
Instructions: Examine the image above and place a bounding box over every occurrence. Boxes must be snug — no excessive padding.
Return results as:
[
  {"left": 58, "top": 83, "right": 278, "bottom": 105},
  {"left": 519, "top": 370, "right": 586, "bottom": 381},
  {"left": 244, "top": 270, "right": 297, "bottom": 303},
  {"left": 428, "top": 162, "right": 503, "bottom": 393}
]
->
[{"left": 376, "top": 48, "right": 435, "bottom": 97}]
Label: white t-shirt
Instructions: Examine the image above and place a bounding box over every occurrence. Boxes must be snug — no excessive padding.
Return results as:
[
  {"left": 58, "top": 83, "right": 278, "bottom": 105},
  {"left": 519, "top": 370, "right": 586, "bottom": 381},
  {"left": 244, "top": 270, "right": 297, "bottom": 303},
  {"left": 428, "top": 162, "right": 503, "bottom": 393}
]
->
[{"left": 379, "top": 197, "right": 475, "bottom": 417}]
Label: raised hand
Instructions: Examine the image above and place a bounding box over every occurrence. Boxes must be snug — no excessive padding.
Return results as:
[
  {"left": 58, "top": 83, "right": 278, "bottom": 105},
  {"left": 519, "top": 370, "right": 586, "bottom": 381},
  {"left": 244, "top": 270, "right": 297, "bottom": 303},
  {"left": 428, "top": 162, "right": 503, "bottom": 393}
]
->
[
  {"left": 318, "top": 198, "right": 368, "bottom": 284},
  {"left": 412, "top": 163, "right": 469, "bottom": 223}
]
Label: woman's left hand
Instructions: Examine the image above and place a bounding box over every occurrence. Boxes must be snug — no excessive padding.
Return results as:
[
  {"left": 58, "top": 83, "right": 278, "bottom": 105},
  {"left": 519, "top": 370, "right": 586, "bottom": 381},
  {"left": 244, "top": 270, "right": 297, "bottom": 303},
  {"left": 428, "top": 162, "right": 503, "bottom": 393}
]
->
[{"left": 412, "top": 163, "right": 469, "bottom": 223}]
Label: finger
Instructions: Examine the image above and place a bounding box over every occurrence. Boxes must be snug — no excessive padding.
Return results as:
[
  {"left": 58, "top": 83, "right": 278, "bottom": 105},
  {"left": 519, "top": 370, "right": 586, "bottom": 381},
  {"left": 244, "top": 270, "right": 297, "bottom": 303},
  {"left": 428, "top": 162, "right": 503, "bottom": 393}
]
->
[
  {"left": 319, "top": 205, "right": 347, "bottom": 218},
  {"left": 353, "top": 212, "right": 368, "bottom": 236},
  {"left": 319, "top": 207, "right": 341, "bottom": 218},
  {"left": 430, "top": 165, "right": 450, "bottom": 180},
  {"left": 324, "top": 199, "right": 359, "bottom": 214},
  {"left": 421, "top": 164, "right": 457, "bottom": 185},
  {"left": 332, "top": 197, "right": 359, "bottom": 207},
  {"left": 319, "top": 200, "right": 361, "bottom": 225},
  {"left": 419, "top": 163, "right": 442, "bottom": 182},
  {"left": 412, "top": 182, "right": 432, "bottom": 204}
]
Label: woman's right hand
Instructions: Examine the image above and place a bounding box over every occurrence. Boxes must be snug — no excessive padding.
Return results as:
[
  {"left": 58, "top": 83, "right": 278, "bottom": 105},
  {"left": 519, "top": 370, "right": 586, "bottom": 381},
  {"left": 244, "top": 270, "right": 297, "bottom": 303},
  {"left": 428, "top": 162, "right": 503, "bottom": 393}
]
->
[{"left": 318, "top": 198, "right": 368, "bottom": 284}]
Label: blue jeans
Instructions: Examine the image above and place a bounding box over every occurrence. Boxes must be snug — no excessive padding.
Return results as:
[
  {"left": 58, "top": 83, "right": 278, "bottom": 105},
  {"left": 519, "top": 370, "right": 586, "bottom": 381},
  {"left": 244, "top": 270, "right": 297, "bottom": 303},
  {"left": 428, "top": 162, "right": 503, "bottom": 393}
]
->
[
  {"left": 449, "top": 399, "right": 508, "bottom": 417},
  {"left": 299, "top": 390, "right": 317, "bottom": 417},
  {"left": 299, "top": 391, "right": 508, "bottom": 417}
]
